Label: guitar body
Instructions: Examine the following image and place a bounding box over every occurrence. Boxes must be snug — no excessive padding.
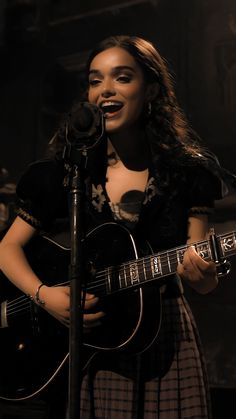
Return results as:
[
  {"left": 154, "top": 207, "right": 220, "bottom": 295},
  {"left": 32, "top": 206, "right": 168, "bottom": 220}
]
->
[
  {"left": 0, "top": 222, "right": 161, "bottom": 401},
  {"left": 0, "top": 236, "right": 70, "bottom": 402}
]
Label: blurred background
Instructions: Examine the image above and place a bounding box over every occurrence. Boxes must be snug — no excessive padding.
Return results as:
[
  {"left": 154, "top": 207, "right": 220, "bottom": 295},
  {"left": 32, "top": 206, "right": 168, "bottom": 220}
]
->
[{"left": 0, "top": 1, "right": 236, "bottom": 418}]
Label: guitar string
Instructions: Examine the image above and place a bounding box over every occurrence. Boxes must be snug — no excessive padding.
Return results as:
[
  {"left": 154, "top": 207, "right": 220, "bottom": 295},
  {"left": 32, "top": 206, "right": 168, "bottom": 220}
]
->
[
  {"left": 4, "top": 245, "right": 208, "bottom": 318},
  {"left": 6, "top": 235, "right": 211, "bottom": 311},
  {"left": 5, "top": 239, "right": 211, "bottom": 318}
]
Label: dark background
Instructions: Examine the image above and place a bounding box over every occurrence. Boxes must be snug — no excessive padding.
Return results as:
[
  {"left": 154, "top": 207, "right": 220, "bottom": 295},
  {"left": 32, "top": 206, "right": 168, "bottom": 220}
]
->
[{"left": 0, "top": 1, "right": 236, "bottom": 418}]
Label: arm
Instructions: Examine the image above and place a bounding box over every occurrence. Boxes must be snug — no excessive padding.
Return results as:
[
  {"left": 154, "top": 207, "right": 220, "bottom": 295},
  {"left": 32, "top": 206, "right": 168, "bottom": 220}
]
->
[
  {"left": 177, "top": 214, "right": 218, "bottom": 294},
  {"left": 0, "top": 216, "right": 103, "bottom": 327}
]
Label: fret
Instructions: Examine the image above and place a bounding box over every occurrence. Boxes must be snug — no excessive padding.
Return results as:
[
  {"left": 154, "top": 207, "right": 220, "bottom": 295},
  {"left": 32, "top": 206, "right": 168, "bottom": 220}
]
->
[
  {"left": 106, "top": 267, "right": 112, "bottom": 294},
  {"left": 176, "top": 248, "right": 186, "bottom": 265},
  {"left": 103, "top": 230, "right": 236, "bottom": 297},
  {"left": 136, "top": 259, "right": 145, "bottom": 284},
  {"left": 167, "top": 251, "right": 171, "bottom": 272},
  {"left": 143, "top": 258, "right": 149, "bottom": 280},
  {"left": 108, "top": 265, "right": 129, "bottom": 293},
  {"left": 118, "top": 267, "right": 126, "bottom": 291},
  {"left": 118, "top": 272, "right": 122, "bottom": 289},
  {"left": 159, "top": 254, "right": 170, "bottom": 276},
  {"left": 169, "top": 249, "right": 180, "bottom": 273},
  {"left": 142, "top": 258, "right": 147, "bottom": 281},
  {"left": 123, "top": 264, "right": 128, "bottom": 288}
]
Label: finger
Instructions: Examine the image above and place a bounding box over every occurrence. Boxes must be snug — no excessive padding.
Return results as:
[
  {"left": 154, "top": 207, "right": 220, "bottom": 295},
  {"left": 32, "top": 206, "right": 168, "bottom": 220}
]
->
[
  {"left": 187, "top": 247, "right": 217, "bottom": 275},
  {"left": 84, "top": 311, "right": 105, "bottom": 323},
  {"left": 83, "top": 320, "right": 102, "bottom": 330},
  {"left": 183, "top": 247, "right": 206, "bottom": 273},
  {"left": 177, "top": 263, "right": 185, "bottom": 276},
  {"left": 85, "top": 293, "right": 96, "bottom": 300},
  {"left": 84, "top": 296, "right": 99, "bottom": 310},
  {"left": 205, "top": 261, "right": 217, "bottom": 273},
  {"left": 178, "top": 249, "right": 202, "bottom": 280}
]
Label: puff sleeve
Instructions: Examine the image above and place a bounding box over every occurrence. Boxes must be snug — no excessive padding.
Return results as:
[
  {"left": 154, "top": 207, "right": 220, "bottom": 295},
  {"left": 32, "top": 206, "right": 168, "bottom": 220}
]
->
[
  {"left": 185, "top": 155, "right": 228, "bottom": 216},
  {"left": 16, "top": 158, "right": 69, "bottom": 230}
]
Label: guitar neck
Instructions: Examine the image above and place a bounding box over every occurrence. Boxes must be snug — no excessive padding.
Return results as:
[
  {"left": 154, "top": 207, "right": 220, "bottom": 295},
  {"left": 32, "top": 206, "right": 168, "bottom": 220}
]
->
[{"left": 103, "top": 231, "right": 236, "bottom": 295}]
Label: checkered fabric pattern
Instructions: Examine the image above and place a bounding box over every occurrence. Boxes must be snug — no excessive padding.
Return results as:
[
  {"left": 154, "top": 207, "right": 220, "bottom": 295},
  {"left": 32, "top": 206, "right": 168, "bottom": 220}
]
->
[{"left": 80, "top": 295, "right": 211, "bottom": 419}]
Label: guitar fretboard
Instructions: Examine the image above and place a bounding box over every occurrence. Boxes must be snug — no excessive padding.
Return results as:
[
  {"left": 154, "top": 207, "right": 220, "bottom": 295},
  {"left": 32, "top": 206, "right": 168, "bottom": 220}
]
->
[{"left": 104, "top": 231, "right": 236, "bottom": 295}]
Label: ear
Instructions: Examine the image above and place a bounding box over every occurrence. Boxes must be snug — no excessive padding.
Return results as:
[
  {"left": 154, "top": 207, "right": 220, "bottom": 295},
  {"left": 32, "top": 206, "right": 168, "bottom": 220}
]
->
[{"left": 145, "top": 83, "right": 160, "bottom": 102}]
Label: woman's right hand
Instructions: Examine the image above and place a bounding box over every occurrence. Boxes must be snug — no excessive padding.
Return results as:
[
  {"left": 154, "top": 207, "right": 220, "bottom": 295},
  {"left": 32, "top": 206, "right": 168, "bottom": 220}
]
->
[
  {"left": 38, "top": 285, "right": 70, "bottom": 326},
  {"left": 38, "top": 285, "right": 105, "bottom": 329},
  {"left": 0, "top": 217, "right": 105, "bottom": 329}
]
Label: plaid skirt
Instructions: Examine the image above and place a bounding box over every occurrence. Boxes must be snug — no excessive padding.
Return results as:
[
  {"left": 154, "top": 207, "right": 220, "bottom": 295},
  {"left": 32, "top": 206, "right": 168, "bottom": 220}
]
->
[{"left": 79, "top": 293, "right": 211, "bottom": 419}]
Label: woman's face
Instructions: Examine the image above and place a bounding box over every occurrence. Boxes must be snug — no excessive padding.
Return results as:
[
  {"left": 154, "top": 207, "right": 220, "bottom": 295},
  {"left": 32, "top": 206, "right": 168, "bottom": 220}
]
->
[{"left": 88, "top": 47, "right": 148, "bottom": 135}]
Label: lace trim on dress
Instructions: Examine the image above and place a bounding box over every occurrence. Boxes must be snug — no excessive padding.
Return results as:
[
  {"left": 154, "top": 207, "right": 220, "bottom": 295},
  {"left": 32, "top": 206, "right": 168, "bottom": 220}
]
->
[
  {"left": 108, "top": 178, "right": 159, "bottom": 227},
  {"left": 108, "top": 202, "right": 141, "bottom": 224},
  {"left": 91, "top": 177, "right": 158, "bottom": 214},
  {"left": 17, "top": 208, "right": 41, "bottom": 227},
  {"left": 92, "top": 184, "right": 107, "bottom": 213},
  {"left": 143, "top": 177, "right": 158, "bottom": 205},
  {"left": 188, "top": 206, "right": 214, "bottom": 215}
]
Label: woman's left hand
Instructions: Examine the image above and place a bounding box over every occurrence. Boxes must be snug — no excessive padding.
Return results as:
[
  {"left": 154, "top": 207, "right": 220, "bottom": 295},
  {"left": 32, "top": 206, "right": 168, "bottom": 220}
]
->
[{"left": 177, "top": 245, "right": 218, "bottom": 294}]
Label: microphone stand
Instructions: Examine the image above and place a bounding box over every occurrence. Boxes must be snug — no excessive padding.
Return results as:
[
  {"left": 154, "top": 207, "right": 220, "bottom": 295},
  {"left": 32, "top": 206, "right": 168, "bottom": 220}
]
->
[
  {"left": 67, "top": 146, "right": 88, "bottom": 419},
  {"left": 63, "top": 103, "right": 105, "bottom": 419}
]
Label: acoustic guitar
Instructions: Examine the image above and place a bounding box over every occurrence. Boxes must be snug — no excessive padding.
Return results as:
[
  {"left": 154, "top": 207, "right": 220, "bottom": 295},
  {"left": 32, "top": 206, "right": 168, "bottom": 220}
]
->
[{"left": 0, "top": 222, "right": 233, "bottom": 401}]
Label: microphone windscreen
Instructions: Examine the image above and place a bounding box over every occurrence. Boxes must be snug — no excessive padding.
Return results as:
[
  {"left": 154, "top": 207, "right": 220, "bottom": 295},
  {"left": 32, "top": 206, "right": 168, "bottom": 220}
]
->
[
  {"left": 70, "top": 103, "right": 94, "bottom": 132},
  {"left": 64, "top": 102, "right": 105, "bottom": 152}
]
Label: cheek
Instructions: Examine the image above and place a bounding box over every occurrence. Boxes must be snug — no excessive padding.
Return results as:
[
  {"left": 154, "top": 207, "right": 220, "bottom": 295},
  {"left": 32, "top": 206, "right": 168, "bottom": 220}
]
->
[
  {"left": 128, "top": 94, "right": 146, "bottom": 114},
  {"left": 88, "top": 88, "right": 96, "bottom": 103},
  {"left": 126, "top": 86, "right": 147, "bottom": 109}
]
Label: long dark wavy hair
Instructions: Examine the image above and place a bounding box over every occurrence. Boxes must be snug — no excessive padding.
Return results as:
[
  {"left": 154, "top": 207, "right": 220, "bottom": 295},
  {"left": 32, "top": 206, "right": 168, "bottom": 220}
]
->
[
  {"left": 83, "top": 35, "right": 208, "bottom": 189},
  {"left": 47, "top": 35, "right": 213, "bottom": 189},
  {"left": 86, "top": 37, "right": 204, "bottom": 151}
]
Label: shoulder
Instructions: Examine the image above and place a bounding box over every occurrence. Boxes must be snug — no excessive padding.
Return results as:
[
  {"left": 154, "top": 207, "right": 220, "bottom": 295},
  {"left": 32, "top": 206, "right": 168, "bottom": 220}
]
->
[
  {"left": 16, "top": 158, "right": 66, "bottom": 198},
  {"left": 15, "top": 158, "right": 69, "bottom": 230},
  {"left": 179, "top": 152, "right": 229, "bottom": 213},
  {"left": 184, "top": 151, "right": 227, "bottom": 200}
]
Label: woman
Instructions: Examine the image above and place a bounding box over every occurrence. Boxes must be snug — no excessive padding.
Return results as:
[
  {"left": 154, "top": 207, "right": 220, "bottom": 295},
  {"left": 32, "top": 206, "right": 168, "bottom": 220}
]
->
[{"left": 0, "top": 35, "right": 231, "bottom": 418}]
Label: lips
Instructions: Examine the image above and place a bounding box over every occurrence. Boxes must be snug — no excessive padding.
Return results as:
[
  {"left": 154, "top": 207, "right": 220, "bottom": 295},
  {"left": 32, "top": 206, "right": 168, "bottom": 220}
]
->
[{"left": 100, "top": 101, "right": 123, "bottom": 115}]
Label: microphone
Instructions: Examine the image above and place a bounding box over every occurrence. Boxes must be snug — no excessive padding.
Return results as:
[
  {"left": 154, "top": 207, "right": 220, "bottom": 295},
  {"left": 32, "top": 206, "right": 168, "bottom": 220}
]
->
[{"left": 65, "top": 102, "right": 105, "bottom": 151}]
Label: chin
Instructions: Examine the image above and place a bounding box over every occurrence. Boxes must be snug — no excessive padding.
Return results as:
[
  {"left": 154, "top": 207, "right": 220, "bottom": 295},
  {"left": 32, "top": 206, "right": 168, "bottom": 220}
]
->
[
  {"left": 105, "top": 121, "right": 122, "bottom": 134},
  {"left": 105, "top": 118, "right": 134, "bottom": 134}
]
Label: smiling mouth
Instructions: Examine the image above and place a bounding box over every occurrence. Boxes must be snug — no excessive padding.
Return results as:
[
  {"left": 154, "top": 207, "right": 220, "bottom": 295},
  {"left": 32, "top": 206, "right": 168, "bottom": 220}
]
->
[{"left": 100, "top": 102, "right": 123, "bottom": 117}]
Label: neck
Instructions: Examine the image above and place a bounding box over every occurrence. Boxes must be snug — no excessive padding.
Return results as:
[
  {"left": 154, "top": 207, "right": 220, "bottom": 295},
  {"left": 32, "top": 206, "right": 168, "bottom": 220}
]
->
[{"left": 108, "top": 128, "right": 149, "bottom": 171}]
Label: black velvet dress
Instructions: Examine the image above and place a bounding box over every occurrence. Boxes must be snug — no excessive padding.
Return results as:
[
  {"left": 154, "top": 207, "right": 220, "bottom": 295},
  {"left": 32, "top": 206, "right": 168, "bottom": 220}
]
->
[{"left": 15, "top": 155, "right": 226, "bottom": 419}]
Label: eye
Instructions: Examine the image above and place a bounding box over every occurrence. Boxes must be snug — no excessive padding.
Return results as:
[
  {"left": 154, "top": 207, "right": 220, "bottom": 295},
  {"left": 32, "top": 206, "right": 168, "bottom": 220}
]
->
[
  {"left": 116, "top": 74, "right": 132, "bottom": 83},
  {"left": 88, "top": 78, "right": 101, "bottom": 86}
]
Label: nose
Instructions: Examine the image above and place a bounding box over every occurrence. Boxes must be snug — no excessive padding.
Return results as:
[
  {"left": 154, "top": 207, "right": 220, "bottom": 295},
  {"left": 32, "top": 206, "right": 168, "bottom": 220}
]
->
[{"left": 101, "top": 78, "right": 116, "bottom": 98}]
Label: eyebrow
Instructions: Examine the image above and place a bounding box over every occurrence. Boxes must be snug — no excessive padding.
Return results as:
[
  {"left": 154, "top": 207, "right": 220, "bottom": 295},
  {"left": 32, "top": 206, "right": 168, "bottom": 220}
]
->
[{"left": 89, "top": 65, "right": 136, "bottom": 75}]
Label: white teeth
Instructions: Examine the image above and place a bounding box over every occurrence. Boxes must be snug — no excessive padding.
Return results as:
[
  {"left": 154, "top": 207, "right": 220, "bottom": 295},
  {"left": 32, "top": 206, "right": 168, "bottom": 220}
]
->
[{"left": 101, "top": 101, "right": 121, "bottom": 107}]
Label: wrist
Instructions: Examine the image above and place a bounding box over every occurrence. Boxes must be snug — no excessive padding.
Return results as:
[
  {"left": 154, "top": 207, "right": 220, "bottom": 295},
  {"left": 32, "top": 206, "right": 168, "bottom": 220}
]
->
[
  {"left": 29, "top": 283, "right": 46, "bottom": 305},
  {"left": 187, "top": 274, "right": 218, "bottom": 295}
]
